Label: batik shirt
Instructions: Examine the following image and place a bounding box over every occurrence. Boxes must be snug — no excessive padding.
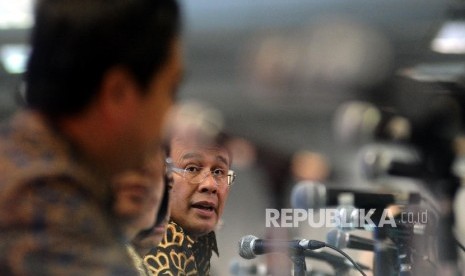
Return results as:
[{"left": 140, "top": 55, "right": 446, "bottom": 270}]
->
[
  {"left": 144, "top": 221, "right": 219, "bottom": 276},
  {"left": 0, "top": 111, "right": 137, "bottom": 275}
]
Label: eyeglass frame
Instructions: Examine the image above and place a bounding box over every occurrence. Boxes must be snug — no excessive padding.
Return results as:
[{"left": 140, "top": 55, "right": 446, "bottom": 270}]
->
[{"left": 165, "top": 158, "right": 236, "bottom": 187}]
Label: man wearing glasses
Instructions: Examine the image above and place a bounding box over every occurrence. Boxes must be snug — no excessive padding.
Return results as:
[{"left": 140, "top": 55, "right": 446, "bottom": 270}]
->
[{"left": 144, "top": 132, "right": 236, "bottom": 275}]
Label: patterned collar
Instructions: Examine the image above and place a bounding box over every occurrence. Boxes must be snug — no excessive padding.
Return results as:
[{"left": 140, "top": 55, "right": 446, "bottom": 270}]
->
[
  {"left": 144, "top": 221, "right": 219, "bottom": 275},
  {"left": 177, "top": 221, "right": 219, "bottom": 258}
]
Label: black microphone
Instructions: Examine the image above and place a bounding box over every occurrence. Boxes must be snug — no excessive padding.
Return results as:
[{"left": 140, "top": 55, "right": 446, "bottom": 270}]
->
[
  {"left": 326, "top": 228, "right": 397, "bottom": 252},
  {"left": 305, "top": 250, "right": 371, "bottom": 271},
  {"left": 291, "top": 181, "right": 421, "bottom": 209},
  {"left": 238, "top": 235, "right": 326, "bottom": 260},
  {"left": 326, "top": 229, "right": 375, "bottom": 251}
]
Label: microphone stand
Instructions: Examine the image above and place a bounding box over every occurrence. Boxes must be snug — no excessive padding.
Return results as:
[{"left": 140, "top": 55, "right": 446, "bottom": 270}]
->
[
  {"left": 374, "top": 225, "right": 398, "bottom": 276},
  {"left": 290, "top": 247, "right": 307, "bottom": 276},
  {"left": 334, "top": 266, "right": 350, "bottom": 276},
  {"left": 395, "top": 222, "right": 413, "bottom": 276}
]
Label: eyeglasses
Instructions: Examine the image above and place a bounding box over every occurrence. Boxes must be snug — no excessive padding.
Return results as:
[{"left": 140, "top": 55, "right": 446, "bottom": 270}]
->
[{"left": 165, "top": 158, "right": 236, "bottom": 187}]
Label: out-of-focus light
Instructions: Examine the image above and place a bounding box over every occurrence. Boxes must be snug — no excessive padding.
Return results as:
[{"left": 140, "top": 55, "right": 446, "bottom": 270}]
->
[
  {"left": 0, "top": 44, "right": 30, "bottom": 74},
  {"left": 0, "top": 0, "right": 34, "bottom": 29},
  {"left": 398, "top": 62, "right": 465, "bottom": 83},
  {"left": 431, "top": 21, "right": 465, "bottom": 54}
]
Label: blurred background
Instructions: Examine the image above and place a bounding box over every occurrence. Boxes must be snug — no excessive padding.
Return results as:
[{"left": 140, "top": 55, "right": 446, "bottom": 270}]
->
[{"left": 2, "top": 0, "right": 465, "bottom": 275}]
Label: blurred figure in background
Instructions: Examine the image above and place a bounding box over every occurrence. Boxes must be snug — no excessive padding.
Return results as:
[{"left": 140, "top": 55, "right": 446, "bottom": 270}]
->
[
  {"left": 291, "top": 150, "right": 331, "bottom": 183},
  {"left": 0, "top": 0, "right": 182, "bottom": 274},
  {"left": 130, "top": 167, "right": 171, "bottom": 257},
  {"left": 144, "top": 131, "right": 236, "bottom": 275},
  {"left": 113, "top": 148, "right": 170, "bottom": 276}
]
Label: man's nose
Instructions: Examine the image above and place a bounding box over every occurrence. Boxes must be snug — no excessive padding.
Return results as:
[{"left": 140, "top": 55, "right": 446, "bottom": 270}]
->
[{"left": 197, "top": 172, "right": 218, "bottom": 194}]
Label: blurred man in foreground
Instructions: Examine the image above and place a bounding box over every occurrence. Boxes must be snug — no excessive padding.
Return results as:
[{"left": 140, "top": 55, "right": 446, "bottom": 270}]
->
[{"left": 0, "top": 0, "right": 182, "bottom": 274}]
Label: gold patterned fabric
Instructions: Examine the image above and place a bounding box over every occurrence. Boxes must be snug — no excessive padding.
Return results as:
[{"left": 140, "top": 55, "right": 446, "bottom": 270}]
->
[{"left": 144, "top": 221, "right": 219, "bottom": 276}]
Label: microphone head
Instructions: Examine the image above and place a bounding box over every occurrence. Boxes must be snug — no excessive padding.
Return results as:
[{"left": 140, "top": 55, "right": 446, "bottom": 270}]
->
[
  {"left": 326, "top": 229, "right": 348, "bottom": 249},
  {"left": 238, "top": 235, "right": 258, "bottom": 260},
  {"left": 290, "top": 181, "right": 327, "bottom": 209}
]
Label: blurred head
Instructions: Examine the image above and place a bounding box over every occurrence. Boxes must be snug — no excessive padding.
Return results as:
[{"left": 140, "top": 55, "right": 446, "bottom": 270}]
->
[
  {"left": 291, "top": 151, "right": 330, "bottom": 182},
  {"left": 26, "top": 0, "right": 181, "bottom": 117},
  {"left": 113, "top": 149, "right": 166, "bottom": 241},
  {"left": 27, "top": 0, "right": 183, "bottom": 174},
  {"left": 168, "top": 133, "right": 234, "bottom": 238}
]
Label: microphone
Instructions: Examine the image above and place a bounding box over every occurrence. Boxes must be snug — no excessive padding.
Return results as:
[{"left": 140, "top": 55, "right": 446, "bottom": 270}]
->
[
  {"left": 326, "top": 229, "right": 376, "bottom": 251},
  {"left": 327, "top": 229, "right": 397, "bottom": 253},
  {"left": 238, "top": 235, "right": 326, "bottom": 260},
  {"left": 291, "top": 181, "right": 421, "bottom": 209}
]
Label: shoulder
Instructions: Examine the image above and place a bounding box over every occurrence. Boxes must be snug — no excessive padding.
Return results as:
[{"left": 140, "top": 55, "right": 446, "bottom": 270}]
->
[{"left": 0, "top": 111, "right": 111, "bottom": 219}]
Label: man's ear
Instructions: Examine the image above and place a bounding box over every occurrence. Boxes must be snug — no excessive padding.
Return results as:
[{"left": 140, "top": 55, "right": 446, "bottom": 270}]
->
[{"left": 97, "top": 67, "right": 141, "bottom": 125}]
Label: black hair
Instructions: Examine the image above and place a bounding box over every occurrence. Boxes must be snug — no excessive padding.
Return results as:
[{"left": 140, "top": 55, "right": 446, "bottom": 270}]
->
[{"left": 26, "top": 0, "right": 181, "bottom": 117}]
